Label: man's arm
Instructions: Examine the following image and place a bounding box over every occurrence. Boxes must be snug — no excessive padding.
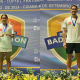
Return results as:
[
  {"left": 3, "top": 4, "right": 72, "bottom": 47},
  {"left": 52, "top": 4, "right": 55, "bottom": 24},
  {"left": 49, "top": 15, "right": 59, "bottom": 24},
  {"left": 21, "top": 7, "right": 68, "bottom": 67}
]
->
[{"left": 62, "top": 28, "right": 67, "bottom": 43}]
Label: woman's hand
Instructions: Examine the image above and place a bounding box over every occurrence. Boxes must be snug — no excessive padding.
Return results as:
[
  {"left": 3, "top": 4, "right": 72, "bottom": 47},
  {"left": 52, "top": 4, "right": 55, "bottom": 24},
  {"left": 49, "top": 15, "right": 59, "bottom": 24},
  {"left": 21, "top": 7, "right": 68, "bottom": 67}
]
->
[
  {"left": 0, "top": 34, "right": 4, "bottom": 37},
  {"left": 11, "top": 34, "right": 14, "bottom": 38},
  {"left": 6, "top": 34, "right": 10, "bottom": 36}
]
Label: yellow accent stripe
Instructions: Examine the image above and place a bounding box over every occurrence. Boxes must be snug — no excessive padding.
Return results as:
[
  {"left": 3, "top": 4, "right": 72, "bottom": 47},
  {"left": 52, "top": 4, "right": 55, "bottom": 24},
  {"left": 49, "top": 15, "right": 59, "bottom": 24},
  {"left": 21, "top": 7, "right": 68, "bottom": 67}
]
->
[
  {"left": 0, "top": 9, "right": 40, "bottom": 11},
  {"left": 40, "top": 69, "right": 78, "bottom": 70},
  {"left": 0, "top": 9, "right": 80, "bottom": 11},
  {"left": 40, "top": 9, "right": 80, "bottom": 10},
  {"left": 3, "top": 67, "right": 40, "bottom": 68}
]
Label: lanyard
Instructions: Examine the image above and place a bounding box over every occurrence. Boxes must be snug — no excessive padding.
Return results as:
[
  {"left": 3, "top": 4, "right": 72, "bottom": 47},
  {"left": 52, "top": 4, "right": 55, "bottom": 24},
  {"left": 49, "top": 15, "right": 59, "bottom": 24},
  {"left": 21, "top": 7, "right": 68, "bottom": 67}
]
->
[
  {"left": 3, "top": 25, "right": 7, "bottom": 32},
  {"left": 71, "top": 16, "right": 77, "bottom": 26}
]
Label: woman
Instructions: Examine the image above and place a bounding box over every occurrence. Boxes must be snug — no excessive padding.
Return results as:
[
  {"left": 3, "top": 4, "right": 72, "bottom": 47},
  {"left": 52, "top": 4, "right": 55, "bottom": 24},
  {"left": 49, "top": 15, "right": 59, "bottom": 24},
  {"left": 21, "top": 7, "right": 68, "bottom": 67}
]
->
[{"left": 0, "top": 14, "right": 14, "bottom": 74}]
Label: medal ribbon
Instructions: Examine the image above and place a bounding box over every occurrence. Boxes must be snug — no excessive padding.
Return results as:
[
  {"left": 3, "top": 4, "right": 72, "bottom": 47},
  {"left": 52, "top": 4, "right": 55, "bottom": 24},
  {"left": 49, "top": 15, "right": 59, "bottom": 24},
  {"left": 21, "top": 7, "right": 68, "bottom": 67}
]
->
[
  {"left": 71, "top": 16, "right": 77, "bottom": 26},
  {"left": 3, "top": 24, "right": 7, "bottom": 32}
]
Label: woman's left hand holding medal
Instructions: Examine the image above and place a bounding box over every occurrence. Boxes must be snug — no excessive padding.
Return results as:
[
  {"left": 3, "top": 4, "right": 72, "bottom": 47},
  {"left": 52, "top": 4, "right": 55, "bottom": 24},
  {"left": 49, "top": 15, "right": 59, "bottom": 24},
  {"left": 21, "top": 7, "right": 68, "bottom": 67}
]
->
[{"left": 6, "top": 34, "right": 10, "bottom": 36}]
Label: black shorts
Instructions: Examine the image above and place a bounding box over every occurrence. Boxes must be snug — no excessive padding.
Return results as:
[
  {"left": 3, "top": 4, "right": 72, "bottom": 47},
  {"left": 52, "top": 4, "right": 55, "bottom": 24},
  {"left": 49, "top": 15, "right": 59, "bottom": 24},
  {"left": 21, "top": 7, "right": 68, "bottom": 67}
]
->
[{"left": 66, "top": 43, "right": 80, "bottom": 54}]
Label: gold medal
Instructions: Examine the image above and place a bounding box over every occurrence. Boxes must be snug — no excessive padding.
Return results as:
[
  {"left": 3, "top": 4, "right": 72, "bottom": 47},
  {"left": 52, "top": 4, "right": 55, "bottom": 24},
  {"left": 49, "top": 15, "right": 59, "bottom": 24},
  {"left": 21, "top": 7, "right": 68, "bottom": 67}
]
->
[
  {"left": 4, "top": 32, "right": 6, "bottom": 34},
  {"left": 73, "top": 26, "right": 76, "bottom": 29}
]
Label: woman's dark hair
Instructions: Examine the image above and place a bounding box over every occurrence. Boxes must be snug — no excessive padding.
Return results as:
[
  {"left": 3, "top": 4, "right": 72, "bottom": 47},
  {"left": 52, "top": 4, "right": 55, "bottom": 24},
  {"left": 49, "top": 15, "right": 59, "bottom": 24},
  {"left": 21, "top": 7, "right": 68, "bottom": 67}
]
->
[
  {"left": 1, "top": 14, "right": 8, "bottom": 19},
  {"left": 71, "top": 5, "right": 78, "bottom": 9}
]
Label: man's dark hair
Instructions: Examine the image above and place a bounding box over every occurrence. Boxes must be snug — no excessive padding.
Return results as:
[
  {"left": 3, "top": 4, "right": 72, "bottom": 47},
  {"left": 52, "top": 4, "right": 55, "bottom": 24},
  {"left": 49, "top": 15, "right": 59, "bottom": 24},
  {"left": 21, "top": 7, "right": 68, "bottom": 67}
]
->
[
  {"left": 1, "top": 14, "right": 8, "bottom": 19},
  {"left": 71, "top": 5, "right": 78, "bottom": 9}
]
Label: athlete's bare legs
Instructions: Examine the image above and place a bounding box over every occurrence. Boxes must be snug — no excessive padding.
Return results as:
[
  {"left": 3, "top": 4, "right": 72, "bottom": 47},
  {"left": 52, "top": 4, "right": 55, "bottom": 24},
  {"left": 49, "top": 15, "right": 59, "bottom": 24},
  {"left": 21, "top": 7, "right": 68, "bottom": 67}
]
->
[
  {"left": 76, "top": 53, "right": 80, "bottom": 74},
  {"left": 5, "top": 52, "right": 11, "bottom": 73},
  {"left": 0, "top": 52, "right": 4, "bottom": 72},
  {"left": 67, "top": 54, "right": 73, "bottom": 73}
]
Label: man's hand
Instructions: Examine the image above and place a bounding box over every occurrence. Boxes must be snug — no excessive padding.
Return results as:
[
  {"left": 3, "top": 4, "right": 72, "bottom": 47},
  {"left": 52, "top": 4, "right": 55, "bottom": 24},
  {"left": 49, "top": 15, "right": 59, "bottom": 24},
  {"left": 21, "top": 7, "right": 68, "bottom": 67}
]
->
[
  {"left": 62, "top": 28, "right": 67, "bottom": 49},
  {"left": 63, "top": 42, "right": 66, "bottom": 49},
  {"left": 0, "top": 34, "right": 4, "bottom": 37}
]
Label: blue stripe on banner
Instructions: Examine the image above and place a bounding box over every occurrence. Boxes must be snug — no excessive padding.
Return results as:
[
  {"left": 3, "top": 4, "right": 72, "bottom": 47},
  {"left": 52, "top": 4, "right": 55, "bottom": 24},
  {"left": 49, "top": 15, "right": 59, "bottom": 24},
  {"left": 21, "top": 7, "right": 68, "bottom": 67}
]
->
[{"left": 44, "top": 31, "right": 67, "bottom": 50}]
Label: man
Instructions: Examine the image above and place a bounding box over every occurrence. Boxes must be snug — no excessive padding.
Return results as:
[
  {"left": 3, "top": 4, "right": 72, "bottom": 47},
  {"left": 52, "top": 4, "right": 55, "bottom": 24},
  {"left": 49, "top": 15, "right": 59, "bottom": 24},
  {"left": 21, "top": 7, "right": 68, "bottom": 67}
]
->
[
  {"left": 62, "top": 5, "right": 80, "bottom": 74},
  {"left": 0, "top": 14, "right": 14, "bottom": 74}
]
